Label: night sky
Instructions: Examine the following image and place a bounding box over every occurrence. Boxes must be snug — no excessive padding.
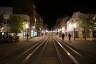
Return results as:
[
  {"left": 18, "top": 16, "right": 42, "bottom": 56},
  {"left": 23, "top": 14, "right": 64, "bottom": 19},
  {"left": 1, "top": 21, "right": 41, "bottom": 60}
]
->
[
  {"left": 0, "top": 0, "right": 96, "bottom": 29},
  {"left": 34, "top": 0, "right": 96, "bottom": 28}
]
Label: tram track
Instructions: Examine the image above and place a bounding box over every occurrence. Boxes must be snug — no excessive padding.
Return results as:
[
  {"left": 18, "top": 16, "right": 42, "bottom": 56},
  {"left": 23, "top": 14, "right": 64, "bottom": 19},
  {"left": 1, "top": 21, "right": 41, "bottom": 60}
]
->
[
  {"left": 54, "top": 37, "right": 93, "bottom": 64},
  {"left": 0, "top": 38, "right": 42, "bottom": 60},
  {"left": 21, "top": 38, "right": 48, "bottom": 64},
  {"left": 0, "top": 37, "right": 47, "bottom": 64},
  {"left": 27, "top": 38, "right": 48, "bottom": 64},
  {"left": 57, "top": 38, "right": 96, "bottom": 64},
  {"left": 0, "top": 36, "right": 94, "bottom": 64},
  {"left": 24, "top": 36, "right": 60, "bottom": 64},
  {"left": 40, "top": 37, "right": 59, "bottom": 64},
  {"left": 55, "top": 39, "right": 80, "bottom": 64}
]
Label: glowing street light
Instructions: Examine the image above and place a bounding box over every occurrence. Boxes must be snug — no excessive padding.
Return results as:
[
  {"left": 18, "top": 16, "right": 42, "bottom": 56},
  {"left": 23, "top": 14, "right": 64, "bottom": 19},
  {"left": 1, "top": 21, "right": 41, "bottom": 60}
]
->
[
  {"left": 62, "top": 27, "right": 65, "bottom": 33},
  {"left": 23, "top": 22, "right": 29, "bottom": 30},
  {"left": 67, "top": 23, "right": 74, "bottom": 32},
  {"left": 73, "top": 23, "right": 77, "bottom": 28},
  {"left": 73, "top": 23, "right": 77, "bottom": 40},
  {"left": 45, "top": 30, "right": 48, "bottom": 32},
  {"left": 25, "top": 23, "right": 29, "bottom": 29}
]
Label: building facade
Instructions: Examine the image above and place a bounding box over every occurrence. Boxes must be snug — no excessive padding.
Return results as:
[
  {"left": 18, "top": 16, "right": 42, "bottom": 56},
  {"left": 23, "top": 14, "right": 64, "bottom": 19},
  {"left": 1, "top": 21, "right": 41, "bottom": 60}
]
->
[
  {"left": 56, "top": 12, "right": 96, "bottom": 39},
  {"left": 0, "top": 7, "right": 13, "bottom": 32}
]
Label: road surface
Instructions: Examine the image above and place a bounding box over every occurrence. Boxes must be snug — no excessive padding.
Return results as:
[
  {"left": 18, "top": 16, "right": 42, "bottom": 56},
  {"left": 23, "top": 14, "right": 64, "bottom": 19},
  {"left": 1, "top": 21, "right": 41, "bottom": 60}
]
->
[{"left": 0, "top": 35, "right": 96, "bottom": 64}]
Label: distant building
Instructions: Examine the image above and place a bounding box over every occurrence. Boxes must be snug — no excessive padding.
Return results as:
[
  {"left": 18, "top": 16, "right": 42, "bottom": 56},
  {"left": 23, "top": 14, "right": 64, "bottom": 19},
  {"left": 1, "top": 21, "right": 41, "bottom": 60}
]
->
[
  {"left": 13, "top": 14, "right": 30, "bottom": 22},
  {"left": 0, "top": 7, "right": 13, "bottom": 15},
  {"left": 0, "top": 7, "right": 13, "bottom": 26},
  {"left": 0, "top": 7, "right": 13, "bottom": 32},
  {"left": 66, "top": 12, "right": 96, "bottom": 39},
  {"left": 66, "top": 12, "right": 90, "bottom": 38}
]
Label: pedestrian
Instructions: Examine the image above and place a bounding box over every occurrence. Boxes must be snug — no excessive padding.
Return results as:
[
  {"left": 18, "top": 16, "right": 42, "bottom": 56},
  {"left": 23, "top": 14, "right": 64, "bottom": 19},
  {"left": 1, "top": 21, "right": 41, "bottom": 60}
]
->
[
  {"left": 68, "top": 33, "right": 71, "bottom": 40},
  {"left": 62, "top": 33, "right": 65, "bottom": 40},
  {"left": 26, "top": 33, "right": 29, "bottom": 40}
]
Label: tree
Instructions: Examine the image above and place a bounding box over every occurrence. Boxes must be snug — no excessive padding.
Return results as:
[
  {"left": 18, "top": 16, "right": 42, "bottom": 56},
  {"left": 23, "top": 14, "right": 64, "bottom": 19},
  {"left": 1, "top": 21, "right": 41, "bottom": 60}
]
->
[
  {"left": 77, "top": 14, "right": 93, "bottom": 40},
  {"left": 10, "top": 16, "right": 24, "bottom": 33}
]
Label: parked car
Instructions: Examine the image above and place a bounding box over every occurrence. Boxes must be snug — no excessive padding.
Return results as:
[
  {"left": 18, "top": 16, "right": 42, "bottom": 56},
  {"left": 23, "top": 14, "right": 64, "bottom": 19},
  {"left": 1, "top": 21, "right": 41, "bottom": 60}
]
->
[{"left": 0, "top": 32, "right": 19, "bottom": 43}]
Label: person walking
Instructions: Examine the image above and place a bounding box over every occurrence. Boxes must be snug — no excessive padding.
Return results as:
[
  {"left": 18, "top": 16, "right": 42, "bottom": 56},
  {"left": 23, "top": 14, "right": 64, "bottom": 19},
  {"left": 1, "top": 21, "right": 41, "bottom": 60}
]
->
[
  {"left": 62, "top": 33, "right": 65, "bottom": 40},
  {"left": 68, "top": 33, "right": 71, "bottom": 40},
  {"left": 26, "top": 33, "right": 29, "bottom": 40}
]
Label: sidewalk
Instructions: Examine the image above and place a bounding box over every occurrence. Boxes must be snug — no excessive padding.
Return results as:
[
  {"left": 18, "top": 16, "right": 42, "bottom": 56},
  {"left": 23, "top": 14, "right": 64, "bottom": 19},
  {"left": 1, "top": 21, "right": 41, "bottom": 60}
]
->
[
  {"left": 65, "top": 40, "right": 96, "bottom": 53},
  {"left": 57, "top": 36, "right": 96, "bottom": 54},
  {"left": 19, "top": 36, "right": 45, "bottom": 43},
  {"left": 61, "top": 37, "right": 94, "bottom": 41}
]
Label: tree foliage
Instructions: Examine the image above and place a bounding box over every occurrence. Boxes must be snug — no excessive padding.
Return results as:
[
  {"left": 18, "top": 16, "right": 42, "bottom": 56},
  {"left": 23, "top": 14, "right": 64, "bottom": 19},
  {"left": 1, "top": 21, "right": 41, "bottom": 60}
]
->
[
  {"left": 77, "top": 14, "right": 93, "bottom": 39},
  {"left": 10, "top": 16, "right": 24, "bottom": 33},
  {"left": 77, "top": 14, "right": 92, "bottom": 31}
]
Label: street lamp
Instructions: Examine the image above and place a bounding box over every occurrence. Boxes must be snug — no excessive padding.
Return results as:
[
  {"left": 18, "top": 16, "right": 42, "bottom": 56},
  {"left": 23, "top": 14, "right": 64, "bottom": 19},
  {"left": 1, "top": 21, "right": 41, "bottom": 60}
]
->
[
  {"left": 73, "top": 23, "right": 77, "bottom": 40},
  {"left": 62, "top": 27, "right": 65, "bottom": 33},
  {"left": 24, "top": 23, "right": 29, "bottom": 40},
  {"left": 67, "top": 23, "right": 73, "bottom": 32},
  {"left": 34, "top": 18, "right": 37, "bottom": 25},
  {"left": 25, "top": 23, "right": 29, "bottom": 29}
]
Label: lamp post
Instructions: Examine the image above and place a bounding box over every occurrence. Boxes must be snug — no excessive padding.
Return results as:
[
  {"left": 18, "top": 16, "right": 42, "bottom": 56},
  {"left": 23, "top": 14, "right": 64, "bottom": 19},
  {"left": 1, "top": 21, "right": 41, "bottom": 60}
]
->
[
  {"left": 25, "top": 23, "right": 29, "bottom": 40},
  {"left": 73, "top": 23, "right": 76, "bottom": 40}
]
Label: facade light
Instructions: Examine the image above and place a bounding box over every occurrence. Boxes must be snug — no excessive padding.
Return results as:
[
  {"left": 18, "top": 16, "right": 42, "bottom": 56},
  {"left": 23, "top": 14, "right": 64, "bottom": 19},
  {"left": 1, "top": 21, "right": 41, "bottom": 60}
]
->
[{"left": 25, "top": 23, "right": 29, "bottom": 29}]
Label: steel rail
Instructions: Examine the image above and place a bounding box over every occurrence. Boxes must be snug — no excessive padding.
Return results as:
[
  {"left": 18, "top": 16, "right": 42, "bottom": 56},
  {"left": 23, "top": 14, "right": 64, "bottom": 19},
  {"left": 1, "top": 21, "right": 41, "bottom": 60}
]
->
[
  {"left": 0, "top": 37, "right": 46, "bottom": 64},
  {"left": 56, "top": 37, "right": 93, "bottom": 64},
  {"left": 57, "top": 38, "right": 82, "bottom": 56},
  {"left": 31, "top": 39, "right": 48, "bottom": 64},
  {"left": 55, "top": 39, "right": 79, "bottom": 64},
  {"left": 21, "top": 38, "right": 48, "bottom": 64},
  {"left": 0, "top": 39, "right": 42, "bottom": 60},
  {"left": 53, "top": 40, "right": 64, "bottom": 64}
]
